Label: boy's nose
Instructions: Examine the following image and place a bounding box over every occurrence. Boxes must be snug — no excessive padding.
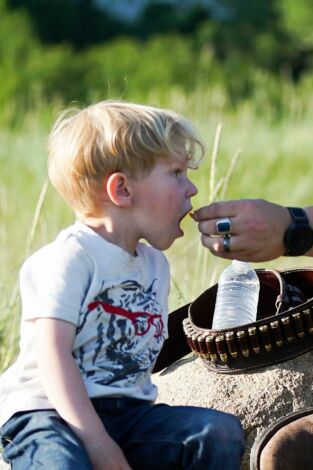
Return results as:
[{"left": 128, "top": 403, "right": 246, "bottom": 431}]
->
[{"left": 187, "top": 179, "right": 198, "bottom": 197}]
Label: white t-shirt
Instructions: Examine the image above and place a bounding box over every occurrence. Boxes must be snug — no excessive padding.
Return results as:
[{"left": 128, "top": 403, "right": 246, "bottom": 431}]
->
[{"left": 0, "top": 222, "right": 170, "bottom": 427}]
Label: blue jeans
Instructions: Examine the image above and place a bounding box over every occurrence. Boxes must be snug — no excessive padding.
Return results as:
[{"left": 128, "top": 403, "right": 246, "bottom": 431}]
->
[{"left": 0, "top": 397, "right": 244, "bottom": 469}]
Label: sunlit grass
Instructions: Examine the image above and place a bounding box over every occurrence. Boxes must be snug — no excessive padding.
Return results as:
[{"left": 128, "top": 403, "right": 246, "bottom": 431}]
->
[{"left": 1, "top": 86, "right": 313, "bottom": 370}]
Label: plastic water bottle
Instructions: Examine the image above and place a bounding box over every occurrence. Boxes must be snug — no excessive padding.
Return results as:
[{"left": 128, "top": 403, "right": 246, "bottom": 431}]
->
[{"left": 212, "top": 260, "right": 260, "bottom": 329}]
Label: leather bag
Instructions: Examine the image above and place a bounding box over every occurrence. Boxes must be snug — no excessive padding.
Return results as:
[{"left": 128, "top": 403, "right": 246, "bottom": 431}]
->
[{"left": 153, "top": 268, "right": 313, "bottom": 374}]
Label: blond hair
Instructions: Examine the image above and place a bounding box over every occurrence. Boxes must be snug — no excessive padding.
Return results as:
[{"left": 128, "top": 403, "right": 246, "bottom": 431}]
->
[{"left": 48, "top": 100, "right": 204, "bottom": 217}]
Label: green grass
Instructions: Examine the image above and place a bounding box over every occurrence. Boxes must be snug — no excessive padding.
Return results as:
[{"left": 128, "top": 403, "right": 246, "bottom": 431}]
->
[{"left": 1, "top": 87, "right": 313, "bottom": 370}]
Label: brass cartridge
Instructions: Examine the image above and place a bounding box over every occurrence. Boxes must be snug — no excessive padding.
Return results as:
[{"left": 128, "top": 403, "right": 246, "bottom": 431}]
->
[
  {"left": 303, "top": 308, "right": 313, "bottom": 334},
  {"left": 215, "top": 335, "right": 228, "bottom": 362},
  {"left": 292, "top": 312, "right": 305, "bottom": 338},
  {"left": 270, "top": 320, "right": 283, "bottom": 347},
  {"left": 185, "top": 331, "right": 193, "bottom": 349},
  {"left": 205, "top": 335, "right": 217, "bottom": 362},
  {"left": 248, "top": 326, "right": 261, "bottom": 353},
  {"left": 191, "top": 334, "right": 202, "bottom": 353},
  {"left": 226, "top": 331, "right": 238, "bottom": 358},
  {"left": 259, "top": 325, "right": 272, "bottom": 351},
  {"left": 236, "top": 330, "right": 250, "bottom": 357},
  {"left": 281, "top": 317, "right": 294, "bottom": 342},
  {"left": 197, "top": 334, "right": 209, "bottom": 357}
]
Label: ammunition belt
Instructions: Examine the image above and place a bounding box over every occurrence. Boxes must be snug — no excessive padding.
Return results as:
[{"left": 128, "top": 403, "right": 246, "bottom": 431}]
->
[{"left": 183, "top": 268, "right": 313, "bottom": 373}]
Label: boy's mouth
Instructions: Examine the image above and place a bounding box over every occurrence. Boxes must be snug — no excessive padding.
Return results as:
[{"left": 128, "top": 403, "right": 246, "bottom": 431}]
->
[
  {"left": 177, "top": 209, "right": 192, "bottom": 237},
  {"left": 179, "top": 208, "right": 193, "bottom": 225}
]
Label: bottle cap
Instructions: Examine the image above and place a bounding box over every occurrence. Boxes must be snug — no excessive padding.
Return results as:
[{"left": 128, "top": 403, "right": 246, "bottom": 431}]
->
[{"left": 232, "top": 260, "right": 250, "bottom": 274}]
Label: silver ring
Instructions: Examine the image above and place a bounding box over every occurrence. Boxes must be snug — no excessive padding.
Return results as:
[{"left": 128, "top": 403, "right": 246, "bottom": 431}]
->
[
  {"left": 216, "top": 217, "right": 232, "bottom": 236},
  {"left": 223, "top": 235, "right": 231, "bottom": 253}
]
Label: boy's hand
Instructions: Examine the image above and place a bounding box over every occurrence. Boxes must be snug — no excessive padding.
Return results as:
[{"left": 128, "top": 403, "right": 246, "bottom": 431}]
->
[{"left": 85, "top": 434, "right": 132, "bottom": 470}]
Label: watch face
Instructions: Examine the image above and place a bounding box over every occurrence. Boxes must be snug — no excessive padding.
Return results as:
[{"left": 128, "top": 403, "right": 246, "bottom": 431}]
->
[{"left": 286, "top": 224, "right": 313, "bottom": 254}]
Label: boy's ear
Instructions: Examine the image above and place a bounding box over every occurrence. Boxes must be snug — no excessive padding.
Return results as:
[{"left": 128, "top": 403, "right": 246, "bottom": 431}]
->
[{"left": 105, "top": 172, "right": 132, "bottom": 207}]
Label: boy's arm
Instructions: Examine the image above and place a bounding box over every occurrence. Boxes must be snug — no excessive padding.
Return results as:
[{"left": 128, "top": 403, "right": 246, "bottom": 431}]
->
[{"left": 35, "top": 317, "right": 132, "bottom": 470}]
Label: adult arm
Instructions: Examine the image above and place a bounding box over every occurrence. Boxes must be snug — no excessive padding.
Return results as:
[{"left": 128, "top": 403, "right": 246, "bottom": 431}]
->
[
  {"left": 193, "top": 199, "right": 313, "bottom": 262},
  {"left": 36, "top": 317, "right": 132, "bottom": 470}
]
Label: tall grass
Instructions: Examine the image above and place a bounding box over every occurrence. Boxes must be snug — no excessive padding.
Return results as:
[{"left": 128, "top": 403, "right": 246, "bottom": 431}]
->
[{"left": 1, "top": 86, "right": 313, "bottom": 370}]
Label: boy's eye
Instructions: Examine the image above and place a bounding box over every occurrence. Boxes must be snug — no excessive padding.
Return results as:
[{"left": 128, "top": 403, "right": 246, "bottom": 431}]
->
[{"left": 173, "top": 169, "right": 182, "bottom": 177}]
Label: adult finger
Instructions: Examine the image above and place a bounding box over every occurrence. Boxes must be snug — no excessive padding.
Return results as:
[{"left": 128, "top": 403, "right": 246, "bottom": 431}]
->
[
  {"left": 198, "top": 216, "right": 236, "bottom": 237},
  {"left": 201, "top": 234, "right": 236, "bottom": 259},
  {"left": 201, "top": 233, "right": 264, "bottom": 261},
  {"left": 202, "top": 232, "right": 283, "bottom": 262},
  {"left": 194, "top": 200, "right": 241, "bottom": 221}
]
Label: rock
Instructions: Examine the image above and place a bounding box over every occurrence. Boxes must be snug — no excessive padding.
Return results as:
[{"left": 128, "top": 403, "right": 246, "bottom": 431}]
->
[
  {"left": 2, "top": 350, "right": 312, "bottom": 469},
  {"left": 153, "top": 351, "right": 313, "bottom": 470}
]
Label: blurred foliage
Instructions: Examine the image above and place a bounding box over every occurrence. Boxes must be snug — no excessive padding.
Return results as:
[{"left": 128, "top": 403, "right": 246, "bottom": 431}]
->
[
  {"left": 277, "top": 0, "right": 313, "bottom": 47},
  {"left": 3, "top": 0, "right": 313, "bottom": 367},
  {"left": 1, "top": 0, "right": 313, "bottom": 123},
  {"left": 5, "top": 0, "right": 210, "bottom": 45}
]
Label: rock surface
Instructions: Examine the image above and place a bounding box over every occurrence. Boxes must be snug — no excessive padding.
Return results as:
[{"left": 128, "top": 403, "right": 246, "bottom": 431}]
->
[
  {"left": 153, "top": 351, "right": 313, "bottom": 470},
  {"left": 2, "top": 351, "right": 312, "bottom": 469}
]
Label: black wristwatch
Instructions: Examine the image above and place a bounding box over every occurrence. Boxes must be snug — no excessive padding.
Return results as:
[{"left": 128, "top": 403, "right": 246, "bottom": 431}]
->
[{"left": 283, "top": 207, "right": 313, "bottom": 256}]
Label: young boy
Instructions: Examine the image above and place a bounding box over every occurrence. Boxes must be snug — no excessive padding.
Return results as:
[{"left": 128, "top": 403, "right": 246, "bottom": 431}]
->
[{"left": 0, "top": 100, "right": 244, "bottom": 469}]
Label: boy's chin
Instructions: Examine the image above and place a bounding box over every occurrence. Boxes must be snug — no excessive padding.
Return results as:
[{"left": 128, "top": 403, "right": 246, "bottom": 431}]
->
[{"left": 150, "top": 232, "right": 183, "bottom": 251}]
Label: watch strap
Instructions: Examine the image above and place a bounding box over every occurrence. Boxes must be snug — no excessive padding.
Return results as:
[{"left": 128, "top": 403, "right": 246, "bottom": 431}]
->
[
  {"left": 284, "top": 207, "right": 313, "bottom": 256},
  {"left": 287, "top": 207, "right": 309, "bottom": 224}
]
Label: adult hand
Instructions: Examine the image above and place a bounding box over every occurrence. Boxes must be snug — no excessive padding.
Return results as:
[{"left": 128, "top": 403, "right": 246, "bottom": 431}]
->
[{"left": 193, "top": 199, "right": 291, "bottom": 262}]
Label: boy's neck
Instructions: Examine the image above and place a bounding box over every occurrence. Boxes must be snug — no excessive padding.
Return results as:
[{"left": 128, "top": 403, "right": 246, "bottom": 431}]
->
[{"left": 82, "top": 214, "right": 139, "bottom": 256}]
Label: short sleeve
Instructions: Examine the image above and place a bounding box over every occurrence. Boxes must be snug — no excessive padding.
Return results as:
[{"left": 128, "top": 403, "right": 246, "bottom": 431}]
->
[{"left": 20, "top": 239, "right": 92, "bottom": 325}]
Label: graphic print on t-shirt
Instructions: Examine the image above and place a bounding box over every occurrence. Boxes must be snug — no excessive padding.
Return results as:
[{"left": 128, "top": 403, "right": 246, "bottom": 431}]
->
[{"left": 74, "top": 279, "right": 165, "bottom": 387}]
